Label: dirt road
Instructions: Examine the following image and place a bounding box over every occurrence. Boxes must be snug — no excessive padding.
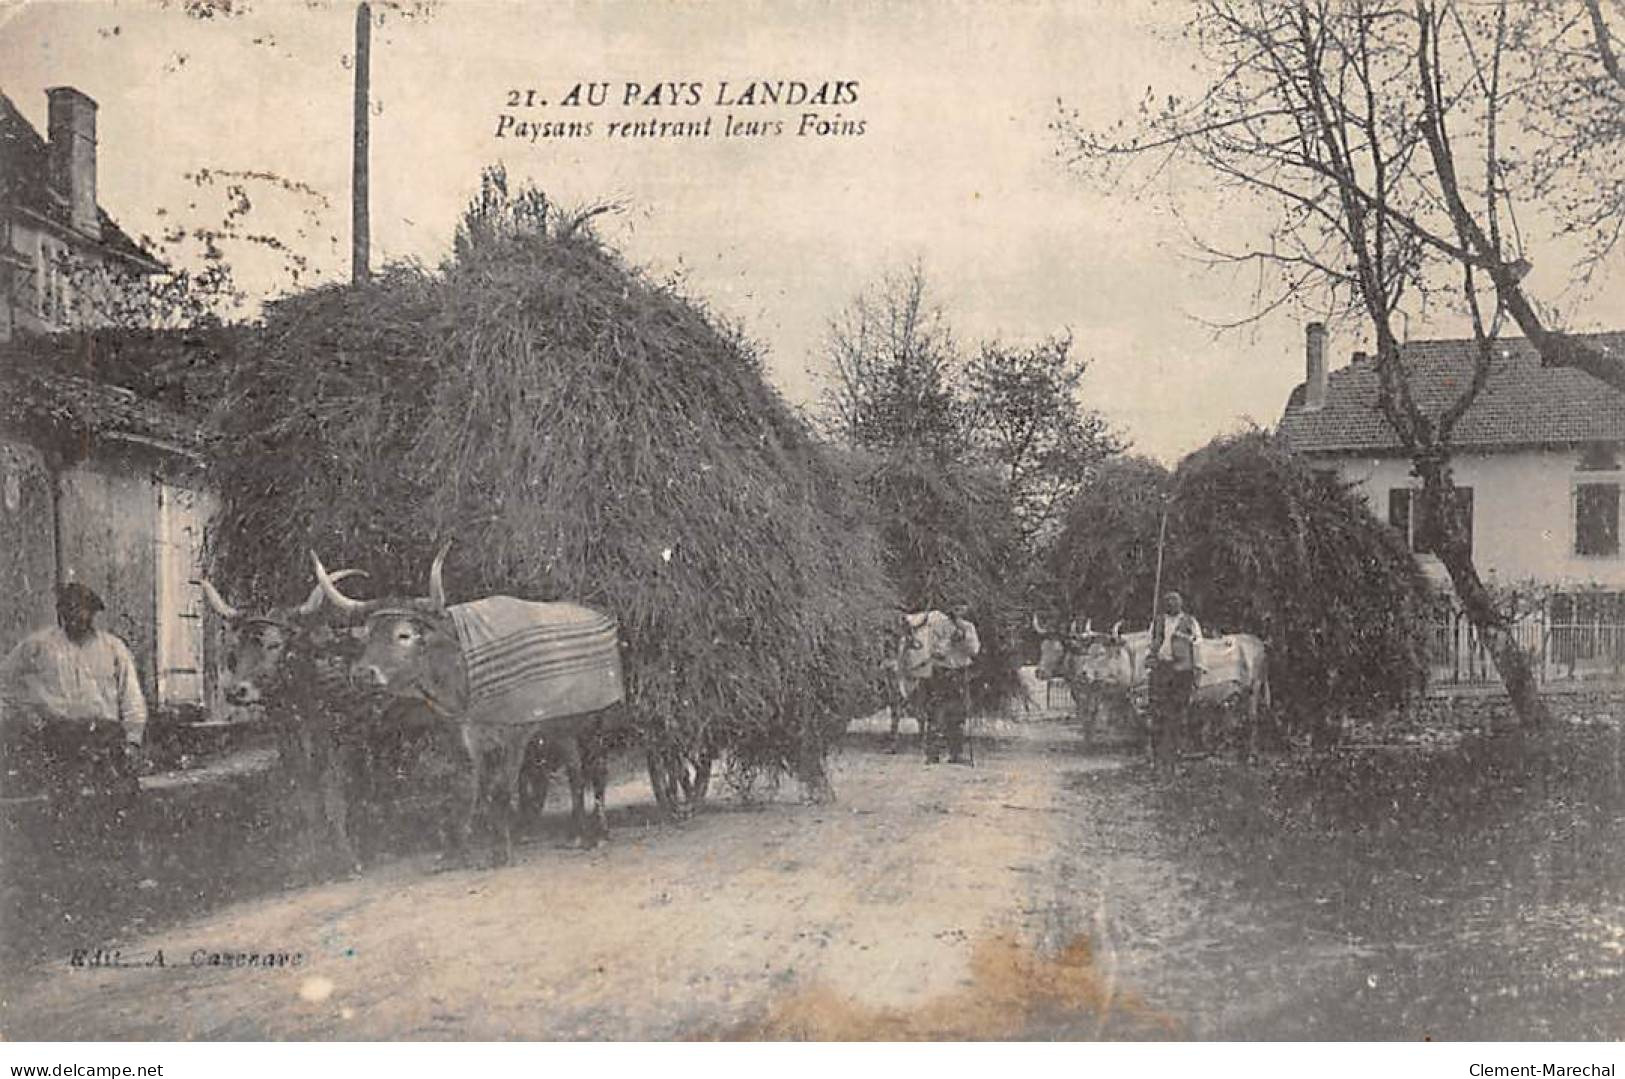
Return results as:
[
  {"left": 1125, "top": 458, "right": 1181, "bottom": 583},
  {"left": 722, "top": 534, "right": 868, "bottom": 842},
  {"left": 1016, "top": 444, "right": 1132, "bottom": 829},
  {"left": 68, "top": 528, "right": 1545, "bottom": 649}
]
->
[
  {"left": 6, "top": 710, "right": 1621, "bottom": 1040},
  {"left": 0, "top": 715, "right": 1192, "bottom": 1039}
]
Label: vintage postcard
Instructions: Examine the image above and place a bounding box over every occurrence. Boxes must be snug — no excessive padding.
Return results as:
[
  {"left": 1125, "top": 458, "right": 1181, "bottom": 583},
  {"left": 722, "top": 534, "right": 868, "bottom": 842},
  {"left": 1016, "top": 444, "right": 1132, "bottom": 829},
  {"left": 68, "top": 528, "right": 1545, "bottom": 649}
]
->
[{"left": 1, "top": 0, "right": 1624, "bottom": 1052}]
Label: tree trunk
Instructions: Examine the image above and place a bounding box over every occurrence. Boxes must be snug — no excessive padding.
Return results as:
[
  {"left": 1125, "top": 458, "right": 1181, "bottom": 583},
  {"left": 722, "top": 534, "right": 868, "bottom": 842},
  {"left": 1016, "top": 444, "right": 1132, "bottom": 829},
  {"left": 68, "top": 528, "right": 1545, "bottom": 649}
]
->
[
  {"left": 1416, "top": 464, "right": 1549, "bottom": 729},
  {"left": 1492, "top": 284, "right": 1625, "bottom": 396}
]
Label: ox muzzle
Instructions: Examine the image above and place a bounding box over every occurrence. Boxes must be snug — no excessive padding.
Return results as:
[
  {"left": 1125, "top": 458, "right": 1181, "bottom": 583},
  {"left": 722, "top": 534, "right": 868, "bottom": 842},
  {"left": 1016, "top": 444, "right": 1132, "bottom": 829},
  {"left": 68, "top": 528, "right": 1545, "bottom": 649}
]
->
[{"left": 350, "top": 661, "right": 392, "bottom": 690}]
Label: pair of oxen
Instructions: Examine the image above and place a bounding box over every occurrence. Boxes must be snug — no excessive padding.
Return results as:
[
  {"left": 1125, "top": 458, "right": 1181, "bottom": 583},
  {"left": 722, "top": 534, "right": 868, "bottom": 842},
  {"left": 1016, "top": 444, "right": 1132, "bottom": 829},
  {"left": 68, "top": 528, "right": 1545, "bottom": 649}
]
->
[
  {"left": 203, "top": 544, "right": 646, "bottom": 872},
  {"left": 880, "top": 609, "right": 980, "bottom": 756},
  {"left": 1031, "top": 615, "right": 1272, "bottom": 761}
]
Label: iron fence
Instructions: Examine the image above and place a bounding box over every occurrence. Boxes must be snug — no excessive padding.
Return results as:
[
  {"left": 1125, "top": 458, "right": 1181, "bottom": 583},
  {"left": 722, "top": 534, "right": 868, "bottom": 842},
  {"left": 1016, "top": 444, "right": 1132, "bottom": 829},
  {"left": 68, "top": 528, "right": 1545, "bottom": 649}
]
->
[{"left": 1429, "top": 603, "right": 1625, "bottom": 687}]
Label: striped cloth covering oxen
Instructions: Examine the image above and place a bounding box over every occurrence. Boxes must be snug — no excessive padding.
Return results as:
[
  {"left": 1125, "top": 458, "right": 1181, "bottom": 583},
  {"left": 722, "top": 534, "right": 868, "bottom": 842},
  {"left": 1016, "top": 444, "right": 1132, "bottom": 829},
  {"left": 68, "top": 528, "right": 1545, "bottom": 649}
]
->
[{"left": 446, "top": 597, "right": 625, "bottom": 725}]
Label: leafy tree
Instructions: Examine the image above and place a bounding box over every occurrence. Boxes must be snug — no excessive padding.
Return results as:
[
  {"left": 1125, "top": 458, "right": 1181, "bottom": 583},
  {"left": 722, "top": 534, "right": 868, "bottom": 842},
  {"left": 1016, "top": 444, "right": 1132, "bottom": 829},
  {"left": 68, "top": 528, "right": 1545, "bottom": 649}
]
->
[{"left": 962, "top": 333, "right": 1121, "bottom": 545}]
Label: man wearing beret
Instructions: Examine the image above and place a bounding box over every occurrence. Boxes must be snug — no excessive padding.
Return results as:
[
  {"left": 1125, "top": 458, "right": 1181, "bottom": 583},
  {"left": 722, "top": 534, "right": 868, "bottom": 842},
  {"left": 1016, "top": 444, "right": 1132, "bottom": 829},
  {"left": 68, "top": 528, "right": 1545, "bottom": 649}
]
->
[{"left": 1, "top": 583, "right": 147, "bottom": 802}]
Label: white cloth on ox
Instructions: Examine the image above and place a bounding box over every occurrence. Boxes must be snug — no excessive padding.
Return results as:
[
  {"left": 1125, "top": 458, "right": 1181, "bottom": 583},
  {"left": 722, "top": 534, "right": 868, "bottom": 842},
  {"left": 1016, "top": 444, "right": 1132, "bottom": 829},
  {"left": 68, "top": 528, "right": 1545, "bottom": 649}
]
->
[
  {"left": 1194, "top": 637, "right": 1244, "bottom": 683},
  {"left": 1190, "top": 636, "right": 1264, "bottom": 703},
  {"left": 447, "top": 597, "right": 624, "bottom": 728}
]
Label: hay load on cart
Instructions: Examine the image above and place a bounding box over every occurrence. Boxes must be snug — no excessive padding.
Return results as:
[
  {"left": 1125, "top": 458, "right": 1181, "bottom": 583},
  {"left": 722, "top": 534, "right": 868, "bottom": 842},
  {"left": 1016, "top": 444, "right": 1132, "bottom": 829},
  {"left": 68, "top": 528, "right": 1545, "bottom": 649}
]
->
[{"left": 205, "top": 172, "right": 898, "bottom": 805}]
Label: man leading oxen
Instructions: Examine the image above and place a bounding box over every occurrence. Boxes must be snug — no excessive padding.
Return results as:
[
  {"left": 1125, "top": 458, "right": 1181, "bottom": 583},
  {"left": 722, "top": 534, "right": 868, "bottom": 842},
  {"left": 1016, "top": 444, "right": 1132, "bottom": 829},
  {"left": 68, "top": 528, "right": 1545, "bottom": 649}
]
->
[
  {"left": 312, "top": 543, "right": 632, "bottom": 868},
  {"left": 1034, "top": 599, "right": 1270, "bottom": 764},
  {"left": 883, "top": 606, "right": 980, "bottom": 764},
  {"left": 882, "top": 611, "right": 933, "bottom": 753}
]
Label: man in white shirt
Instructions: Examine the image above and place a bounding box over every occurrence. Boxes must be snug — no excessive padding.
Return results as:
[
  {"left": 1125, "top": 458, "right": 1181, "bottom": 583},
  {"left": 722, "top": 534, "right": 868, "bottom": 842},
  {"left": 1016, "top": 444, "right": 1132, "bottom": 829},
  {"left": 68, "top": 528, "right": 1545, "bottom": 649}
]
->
[
  {"left": 1, "top": 583, "right": 147, "bottom": 801},
  {"left": 1146, "top": 591, "right": 1200, "bottom": 766},
  {"left": 924, "top": 603, "right": 980, "bottom": 765}
]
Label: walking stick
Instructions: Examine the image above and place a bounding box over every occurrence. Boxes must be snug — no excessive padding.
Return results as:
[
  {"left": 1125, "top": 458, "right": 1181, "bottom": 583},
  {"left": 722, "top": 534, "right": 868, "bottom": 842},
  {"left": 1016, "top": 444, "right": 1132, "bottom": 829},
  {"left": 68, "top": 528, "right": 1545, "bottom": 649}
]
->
[
  {"left": 963, "top": 669, "right": 975, "bottom": 767},
  {"left": 1149, "top": 502, "right": 1169, "bottom": 634},
  {"left": 1147, "top": 501, "right": 1170, "bottom": 764}
]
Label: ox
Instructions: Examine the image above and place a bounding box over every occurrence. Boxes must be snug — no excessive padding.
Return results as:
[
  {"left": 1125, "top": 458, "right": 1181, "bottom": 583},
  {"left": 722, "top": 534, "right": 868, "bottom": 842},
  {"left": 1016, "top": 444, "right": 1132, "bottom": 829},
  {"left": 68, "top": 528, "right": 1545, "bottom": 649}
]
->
[
  {"left": 202, "top": 571, "right": 381, "bottom": 875},
  {"left": 882, "top": 611, "right": 935, "bottom": 753},
  {"left": 1033, "top": 616, "right": 1146, "bottom": 748},
  {"left": 1035, "top": 616, "right": 1271, "bottom": 759},
  {"left": 312, "top": 545, "right": 631, "bottom": 868},
  {"left": 882, "top": 609, "right": 979, "bottom": 763}
]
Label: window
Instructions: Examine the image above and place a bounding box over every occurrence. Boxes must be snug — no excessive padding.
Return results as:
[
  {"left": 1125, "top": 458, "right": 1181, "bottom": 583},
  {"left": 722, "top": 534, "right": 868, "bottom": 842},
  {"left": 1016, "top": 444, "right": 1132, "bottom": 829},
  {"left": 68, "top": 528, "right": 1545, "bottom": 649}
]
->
[
  {"left": 1576, "top": 482, "right": 1621, "bottom": 557},
  {"left": 1389, "top": 486, "right": 1473, "bottom": 556},
  {"left": 33, "top": 243, "right": 46, "bottom": 317},
  {"left": 36, "top": 240, "right": 65, "bottom": 326}
]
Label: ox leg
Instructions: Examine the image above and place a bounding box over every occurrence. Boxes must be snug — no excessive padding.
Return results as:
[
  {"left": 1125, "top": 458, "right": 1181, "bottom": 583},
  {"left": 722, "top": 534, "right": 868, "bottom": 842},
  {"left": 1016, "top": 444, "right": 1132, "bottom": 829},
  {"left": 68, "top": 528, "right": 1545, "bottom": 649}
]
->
[
  {"left": 559, "top": 738, "right": 589, "bottom": 848},
  {"left": 690, "top": 748, "right": 713, "bottom": 805},
  {"left": 887, "top": 700, "right": 902, "bottom": 753},
  {"left": 288, "top": 724, "right": 334, "bottom": 880},
  {"left": 344, "top": 736, "right": 380, "bottom": 867},
  {"left": 517, "top": 736, "right": 551, "bottom": 831},
  {"left": 492, "top": 731, "right": 532, "bottom": 867},
  {"left": 436, "top": 728, "right": 487, "bottom": 871},
  {"left": 1072, "top": 684, "right": 1094, "bottom": 751},
  {"left": 647, "top": 750, "right": 673, "bottom": 814},
  {"left": 318, "top": 729, "right": 361, "bottom": 877},
  {"left": 475, "top": 738, "right": 510, "bottom": 869},
  {"left": 587, "top": 742, "right": 610, "bottom": 845}
]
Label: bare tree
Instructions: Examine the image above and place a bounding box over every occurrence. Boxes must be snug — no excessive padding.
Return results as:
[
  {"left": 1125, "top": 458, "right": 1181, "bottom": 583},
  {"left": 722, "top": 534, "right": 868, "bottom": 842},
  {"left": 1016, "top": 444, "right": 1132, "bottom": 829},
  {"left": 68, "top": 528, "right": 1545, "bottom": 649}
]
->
[
  {"left": 816, "top": 263, "right": 964, "bottom": 459},
  {"left": 1054, "top": 0, "right": 1610, "bottom": 726}
]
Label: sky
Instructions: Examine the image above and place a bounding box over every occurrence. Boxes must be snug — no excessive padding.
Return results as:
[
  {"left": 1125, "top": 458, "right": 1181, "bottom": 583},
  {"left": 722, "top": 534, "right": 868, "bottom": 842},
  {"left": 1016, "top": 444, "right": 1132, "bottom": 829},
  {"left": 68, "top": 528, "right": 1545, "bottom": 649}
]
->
[{"left": 2, "top": 0, "right": 1621, "bottom": 465}]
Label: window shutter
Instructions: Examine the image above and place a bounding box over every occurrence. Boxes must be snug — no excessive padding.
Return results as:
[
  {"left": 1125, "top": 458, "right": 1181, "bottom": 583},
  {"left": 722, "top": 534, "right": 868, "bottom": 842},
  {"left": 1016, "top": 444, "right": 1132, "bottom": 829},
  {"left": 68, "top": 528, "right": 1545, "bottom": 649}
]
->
[{"left": 1388, "top": 488, "right": 1411, "bottom": 545}]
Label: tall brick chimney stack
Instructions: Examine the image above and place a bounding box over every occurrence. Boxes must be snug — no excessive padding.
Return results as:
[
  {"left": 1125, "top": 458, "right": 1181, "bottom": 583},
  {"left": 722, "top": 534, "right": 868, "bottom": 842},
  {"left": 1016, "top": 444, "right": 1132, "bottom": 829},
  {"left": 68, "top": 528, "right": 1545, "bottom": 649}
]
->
[
  {"left": 1304, "top": 322, "right": 1328, "bottom": 411},
  {"left": 46, "top": 87, "right": 100, "bottom": 242}
]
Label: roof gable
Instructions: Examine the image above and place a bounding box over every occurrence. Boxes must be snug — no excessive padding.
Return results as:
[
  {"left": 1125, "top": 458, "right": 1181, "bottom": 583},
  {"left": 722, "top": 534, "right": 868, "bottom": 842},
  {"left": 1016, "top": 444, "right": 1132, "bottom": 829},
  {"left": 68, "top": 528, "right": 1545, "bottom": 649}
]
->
[{"left": 1278, "top": 333, "right": 1625, "bottom": 454}]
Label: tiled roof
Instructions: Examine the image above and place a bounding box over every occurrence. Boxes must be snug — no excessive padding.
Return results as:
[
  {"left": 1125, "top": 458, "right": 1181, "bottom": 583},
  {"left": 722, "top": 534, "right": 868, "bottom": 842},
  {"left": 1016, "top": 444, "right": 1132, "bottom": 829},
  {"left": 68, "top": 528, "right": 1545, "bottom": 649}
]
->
[
  {"left": 0, "top": 92, "right": 162, "bottom": 272},
  {"left": 1278, "top": 333, "right": 1625, "bottom": 454},
  {"left": 0, "top": 360, "right": 212, "bottom": 455}
]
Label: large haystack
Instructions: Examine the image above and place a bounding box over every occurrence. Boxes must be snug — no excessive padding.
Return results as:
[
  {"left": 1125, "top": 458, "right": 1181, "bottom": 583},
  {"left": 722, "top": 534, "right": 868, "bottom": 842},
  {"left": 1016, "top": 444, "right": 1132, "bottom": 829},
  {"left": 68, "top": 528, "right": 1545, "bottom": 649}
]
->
[
  {"left": 840, "top": 447, "right": 1025, "bottom": 713},
  {"left": 1049, "top": 433, "right": 1430, "bottom": 737},
  {"left": 206, "top": 182, "right": 896, "bottom": 792}
]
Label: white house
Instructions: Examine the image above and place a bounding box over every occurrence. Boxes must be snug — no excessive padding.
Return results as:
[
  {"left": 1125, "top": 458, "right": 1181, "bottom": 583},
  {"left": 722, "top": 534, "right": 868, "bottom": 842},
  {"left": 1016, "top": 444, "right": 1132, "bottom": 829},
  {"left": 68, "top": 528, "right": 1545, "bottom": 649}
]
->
[{"left": 1278, "top": 323, "right": 1625, "bottom": 682}]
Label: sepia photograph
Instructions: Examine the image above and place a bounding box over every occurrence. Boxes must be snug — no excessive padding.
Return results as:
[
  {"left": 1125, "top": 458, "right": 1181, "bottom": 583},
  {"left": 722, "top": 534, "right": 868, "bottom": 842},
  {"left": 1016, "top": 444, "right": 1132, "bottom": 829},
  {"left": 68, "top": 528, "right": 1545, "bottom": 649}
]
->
[{"left": 1, "top": 0, "right": 1624, "bottom": 1050}]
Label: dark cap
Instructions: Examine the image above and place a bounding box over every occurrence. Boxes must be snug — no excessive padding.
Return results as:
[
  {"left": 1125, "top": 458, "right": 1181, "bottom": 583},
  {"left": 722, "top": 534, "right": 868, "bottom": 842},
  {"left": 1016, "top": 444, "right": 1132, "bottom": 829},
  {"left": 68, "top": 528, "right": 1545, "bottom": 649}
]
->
[{"left": 57, "top": 582, "right": 105, "bottom": 613}]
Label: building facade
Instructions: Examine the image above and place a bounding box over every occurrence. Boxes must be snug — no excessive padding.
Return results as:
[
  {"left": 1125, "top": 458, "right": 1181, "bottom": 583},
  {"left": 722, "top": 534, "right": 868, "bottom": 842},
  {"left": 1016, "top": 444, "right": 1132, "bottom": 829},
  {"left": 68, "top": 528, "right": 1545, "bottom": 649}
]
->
[
  {"left": 1, "top": 86, "right": 221, "bottom": 718},
  {"left": 1279, "top": 324, "right": 1625, "bottom": 683},
  {"left": 1, "top": 87, "right": 164, "bottom": 341}
]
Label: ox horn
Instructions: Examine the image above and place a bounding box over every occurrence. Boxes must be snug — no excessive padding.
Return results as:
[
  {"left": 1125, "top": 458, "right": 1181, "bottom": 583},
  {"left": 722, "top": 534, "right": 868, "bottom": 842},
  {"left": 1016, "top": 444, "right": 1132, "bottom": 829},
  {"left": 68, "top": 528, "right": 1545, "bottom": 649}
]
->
[
  {"left": 427, "top": 539, "right": 453, "bottom": 611},
  {"left": 1110, "top": 620, "right": 1123, "bottom": 638},
  {"left": 310, "top": 550, "right": 382, "bottom": 618},
  {"left": 295, "top": 568, "right": 367, "bottom": 616},
  {"left": 199, "top": 580, "right": 243, "bottom": 621},
  {"left": 1032, "top": 613, "right": 1047, "bottom": 635}
]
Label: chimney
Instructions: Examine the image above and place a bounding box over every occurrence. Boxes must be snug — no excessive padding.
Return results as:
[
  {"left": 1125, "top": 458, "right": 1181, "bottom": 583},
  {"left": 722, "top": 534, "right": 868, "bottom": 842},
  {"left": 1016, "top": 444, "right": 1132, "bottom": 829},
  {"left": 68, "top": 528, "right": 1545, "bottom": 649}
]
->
[
  {"left": 1304, "top": 322, "right": 1327, "bottom": 411},
  {"left": 46, "top": 87, "right": 100, "bottom": 241}
]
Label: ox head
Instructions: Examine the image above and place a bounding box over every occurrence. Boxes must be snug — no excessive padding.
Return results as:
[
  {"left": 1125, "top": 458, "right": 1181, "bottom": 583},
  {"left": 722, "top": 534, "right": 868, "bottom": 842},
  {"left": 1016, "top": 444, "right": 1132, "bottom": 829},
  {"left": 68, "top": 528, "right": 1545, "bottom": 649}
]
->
[
  {"left": 202, "top": 570, "right": 366, "bottom": 707},
  {"left": 1031, "top": 613, "right": 1093, "bottom": 681},
  {"left": 894, "top": 609, "right": 935, "bottom": 668},
  {"left": 311, "top": 543, "right": 466, "bottom": 711},
  {"left": 1071, "top": 620, "right": 1141, "bottom": 689}
]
